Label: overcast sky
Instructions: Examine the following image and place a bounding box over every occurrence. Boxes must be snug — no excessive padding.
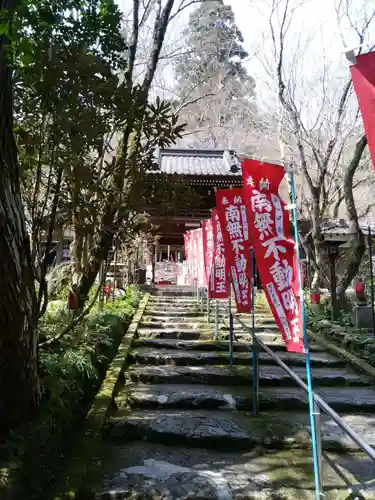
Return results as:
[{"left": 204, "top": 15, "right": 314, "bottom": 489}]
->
[{"left": 115, "top": 0, "right": 374, "bottom": 112}]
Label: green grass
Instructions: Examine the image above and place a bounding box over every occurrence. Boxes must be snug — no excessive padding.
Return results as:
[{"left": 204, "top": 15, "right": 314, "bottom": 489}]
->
[{"left": 0, "top": 286, "right": 142, "bottom": 500}]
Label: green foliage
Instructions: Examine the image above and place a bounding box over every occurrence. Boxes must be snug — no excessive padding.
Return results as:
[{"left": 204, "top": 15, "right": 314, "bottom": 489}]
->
[
  {"left": 175, "top": 0, "right": 251, "bottom": 91},
  {"left": 173, "top": 0, "right": 256, "bottom": 149},
  {"left": 307, "top": 301, "right": 375, "bottom": 368},
  {"left": 2, "top": 287, "right": 142, "bottom": 500}
]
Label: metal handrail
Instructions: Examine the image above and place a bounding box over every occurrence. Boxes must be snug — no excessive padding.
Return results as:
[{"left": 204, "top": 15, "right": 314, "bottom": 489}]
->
[{"left": 218, "top": 303, "right": 375, "bottom": 463}]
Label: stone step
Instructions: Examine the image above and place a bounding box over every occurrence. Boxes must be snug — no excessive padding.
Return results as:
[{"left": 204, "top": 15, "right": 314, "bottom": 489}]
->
[
  {"left": 149, "top": 299, "right": 199, "bottom": 305},
  {"left": 93, "top": 441, "right": 370, "bottom": 500},
  {"left": 132, "top": 338, "right": 322, "bottom": 352},
  {"left": 142, "top": 315, "right": 207, "bottom": 324},
  {"left": 126, "top": 365, "right": 369, "bottom": 387},
  {"left": 118, "top": 383, "right": 375, "bottom": 413},
  {"left": 139, "top": 321, "right": 279, "bottom": 333},
  {"left": 145, "top": 309, "right": 203, "bottom": 317},
  {"left": 136, "top": 329, "right": 284, "bottom": 343},
  {"left": 128, "top": 347, "right": 345, "bottom": 368},
  {"left": 105, "top": 409, "right": 375, "bottom": 453}
]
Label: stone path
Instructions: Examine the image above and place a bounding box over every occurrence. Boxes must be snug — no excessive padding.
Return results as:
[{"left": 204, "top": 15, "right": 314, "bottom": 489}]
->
[{"left": 93, "top": 293, "right": 375, "bottom": 499}]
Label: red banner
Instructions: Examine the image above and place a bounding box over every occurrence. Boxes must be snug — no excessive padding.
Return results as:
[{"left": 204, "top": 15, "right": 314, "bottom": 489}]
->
[
  {"left": 202, "top": 219, "right": 214, "bottom": 288},
  {"left": 196, "top": 228, "right": 205, "bottom": 287},
  {"left": 350, "top": 51, "right": 375, "bottom": 170},
  {"left": 184, "top": 230, "right": 195, "bottom": 282},
  {"left": 215, "top": 188, "right": 252, "bottom": 313},
  {"left": 241, "top": 159, "right": 304, "bottom": 353},
  {"left": 184, "top": 232, "right": 191, "bottom": 262},
  {"left": 209, "top": 209, "right": 229, "bottom": 298}
]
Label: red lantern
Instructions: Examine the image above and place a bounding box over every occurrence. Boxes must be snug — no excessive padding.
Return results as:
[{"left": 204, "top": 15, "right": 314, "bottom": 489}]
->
[
  {"left": 355, "top": 280, "right": 366, "bottom": 301},
  {"left": 311, "top": 291, "right": 321, "bottom": 305},
  {"left": 68, "top": 289, "right": 78, "bottom": 310}
]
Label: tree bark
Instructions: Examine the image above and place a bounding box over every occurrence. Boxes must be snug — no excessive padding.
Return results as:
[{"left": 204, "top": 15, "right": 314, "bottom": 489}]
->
[
  {"left": 0, "top": 0, "right": 40, "bottom": 435},
  {"left": 74, "top": 0, "right": 177, "bottom": 307},
  {"left": 337, "top": 136, "right": 368, "bottom": 305}
]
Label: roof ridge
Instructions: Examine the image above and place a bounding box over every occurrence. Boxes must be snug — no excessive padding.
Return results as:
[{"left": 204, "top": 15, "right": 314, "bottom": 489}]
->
[{"left": 160, "top": 148, "right": 228, "bottom": 158}]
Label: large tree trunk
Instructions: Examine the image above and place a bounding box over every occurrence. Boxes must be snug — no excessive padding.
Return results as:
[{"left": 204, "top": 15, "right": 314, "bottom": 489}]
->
[
  {"left": 0, "top": 0, "right": 40, "bottom": 436},
  {"left": 337, "top": 136, "right": 368, "bottom": 305}
]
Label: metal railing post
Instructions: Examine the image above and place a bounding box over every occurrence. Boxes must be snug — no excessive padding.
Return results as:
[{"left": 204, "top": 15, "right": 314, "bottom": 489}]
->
[
  {"left": 214, "top": 299, "right": 219, "bottom": 340},
  {"left": 228, "top": 284, "right": 234, "bottom": 366},
  {"left": 207, "top": 292, "right": 210, "bottom": 323},
  {"left": 313, "top": 400, "right": 323, "bottom": 489},
  {"left": 216, "top": 304, "right": 375, "bottom": 470}
]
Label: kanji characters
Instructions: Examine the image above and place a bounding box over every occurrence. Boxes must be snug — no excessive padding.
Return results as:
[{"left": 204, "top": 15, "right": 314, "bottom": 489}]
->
[
  {"left": 215, "top": 266, "right": 226, "bottom": 281},
  {"left": 262, "top": 236, "right": 287, "bottom": 261},
  {"left": 270, "top": 259, "right": 293, "bottom": 291},
  {"left": 290, "top": 317, "right": 301, "bottom": 342},
  {"left": 226, "top": 220, "right": 243, "bottom": 240},
  {"left": 254, "top": 212, "right": 274, "bottom": 240},
  {"left": 234, "top": 195, "right": 243, "bottom": 204},
  {"left": 225, "top": 204, "right": 240, "bottom": 223},
  {"left": 281, "top": 289, "right": 298, "bottom": 315},
  {"left": 235, "top": 253, "right": 247, "bottom": 273},
  {"left": 259, "top": 177, "right": 270, "bottom": 191},
  {"left": 251, "top": 190, "right": 272, "bottom": 213}
]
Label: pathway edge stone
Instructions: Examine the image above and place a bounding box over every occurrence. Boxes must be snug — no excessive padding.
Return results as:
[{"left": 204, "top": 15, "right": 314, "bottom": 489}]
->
[
  {"left": 56, "top": 292, "right": 150, "bottom": 499},
  {"left": 308, "top": 328, "right": 375, "bottom": 380}
]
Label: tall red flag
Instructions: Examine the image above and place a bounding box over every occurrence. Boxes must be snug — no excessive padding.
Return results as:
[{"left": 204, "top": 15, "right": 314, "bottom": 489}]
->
[
  {"left": 202, "top": 219, "right": 214, "bottom": 288},
  {"left": 195, "top": 228, "right": 205, "bottom": 287},
  {"left": 241, "top": 159, "right": 304, "bottom": 353},
  {"left": 184, "top": 230, "right": 195, "bottom": 283},
  {"left": 209, "top": 209, "right": 229, "bottom": 298},
  {"left": 216, "top": 188, "right": 252, "bottom": 313},
  {"left": 350, "top": 51, "right": 375, "bottom": 169}
]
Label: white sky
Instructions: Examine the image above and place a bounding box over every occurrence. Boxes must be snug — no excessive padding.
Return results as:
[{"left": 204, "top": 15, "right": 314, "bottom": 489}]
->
[
  {"left": 115, "top": 0, "right": 374, "bottom": 101},
  {"left": 115, "top": 0, "right": 375, "bottom": 123}
]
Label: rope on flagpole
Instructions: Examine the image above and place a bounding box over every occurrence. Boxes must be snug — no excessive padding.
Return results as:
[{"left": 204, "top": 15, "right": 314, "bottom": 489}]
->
[{"left": 289, "top": 167, "right": 323, "bottom": 498}]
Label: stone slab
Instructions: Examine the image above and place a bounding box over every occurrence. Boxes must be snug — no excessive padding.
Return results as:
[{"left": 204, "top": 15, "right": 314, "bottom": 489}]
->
[
  {"left": 93, "top": 441, "right": 375, "bottom": 500},
  {"left": 136, "top": 328, "right": 284, "bottom": 342},
  {"left": 118, "top": 383, "right": 375, "bottom": 413},
  {"left": 145, "top": 309, "right": 205, "bottom": 318},
  {"left": 132, "top": 338, "right": 323, "bottom": 352},
  {"left": 128, "top": 347, "right": 345, "bottom": 368},
  {"left": 105, "top": 409, "right": 375, "bottom": 453},
  {"left": 125, "top": 364, "right": 370, "bottom": 387}
]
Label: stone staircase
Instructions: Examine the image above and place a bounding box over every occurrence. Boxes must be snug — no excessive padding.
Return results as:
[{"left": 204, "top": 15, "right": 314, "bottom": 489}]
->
[{"left": 94, "top": 293, "right": 375, "bottom": 499}]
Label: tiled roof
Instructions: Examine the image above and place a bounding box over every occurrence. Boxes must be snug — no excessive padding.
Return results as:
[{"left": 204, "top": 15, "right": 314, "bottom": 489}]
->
[
  {"left": 158, "top": 149, "right": 242, "bottom": 177},
  {"left": 321, "top": 220, "right": 375, "bottom": 236}
]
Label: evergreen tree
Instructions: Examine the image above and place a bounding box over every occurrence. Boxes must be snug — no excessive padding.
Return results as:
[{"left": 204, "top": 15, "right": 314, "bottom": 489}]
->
[{"left": 174, "top": 0, "right": 256, "bottom": 150}]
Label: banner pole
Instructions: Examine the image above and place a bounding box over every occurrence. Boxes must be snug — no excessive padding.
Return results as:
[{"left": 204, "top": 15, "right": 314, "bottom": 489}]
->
[
  {"left": 207, "top": 290, "right": 210, "bottom": 323},
  {"left": 367, "top": 226, "right": 375, "bottom": 336},
  {"left": 228, "top": 276, "right": 234, "bottom": 366},
  {"left": 251, "top": 247, "right": 259, "bottom": 416},
  {"left": 289, "top": 168, "right": 322, "bottom": 498},
  {"left": 214, "top": 299, "right": 219, "bottom": 340}
]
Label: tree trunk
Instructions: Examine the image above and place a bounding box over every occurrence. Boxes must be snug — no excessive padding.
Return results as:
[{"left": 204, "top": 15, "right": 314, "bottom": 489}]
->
[
  {"left": 310, "top": 199, "right": 324, "bottom": 289},
  {"left": 0, "top": 0, "right": 40, "bottom": 436},
  {"left": 337, "top": 136, "right": 368, "bottom": 305},
  {"left": 75, "top": 204, "right": 116, "bottom": 308}
]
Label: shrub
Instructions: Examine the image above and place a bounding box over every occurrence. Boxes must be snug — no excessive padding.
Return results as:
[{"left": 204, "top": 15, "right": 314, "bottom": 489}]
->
[{"left": 2, "top": 286, "right": 142, "bottom": 500}]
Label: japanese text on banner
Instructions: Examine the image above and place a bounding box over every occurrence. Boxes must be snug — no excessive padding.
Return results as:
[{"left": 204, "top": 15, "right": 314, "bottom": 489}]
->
[
  {"left": 202, "top": 219, "right": 214, "bottom": 289},
  {"left": 242, "top": 160, "right": 304, "bottom": 353},
  {"left": 216, "top": 188, "right": 252, "bottom": 313},
  {"left": 209, "top": 209, "right": 229, "bottom": 298}
]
